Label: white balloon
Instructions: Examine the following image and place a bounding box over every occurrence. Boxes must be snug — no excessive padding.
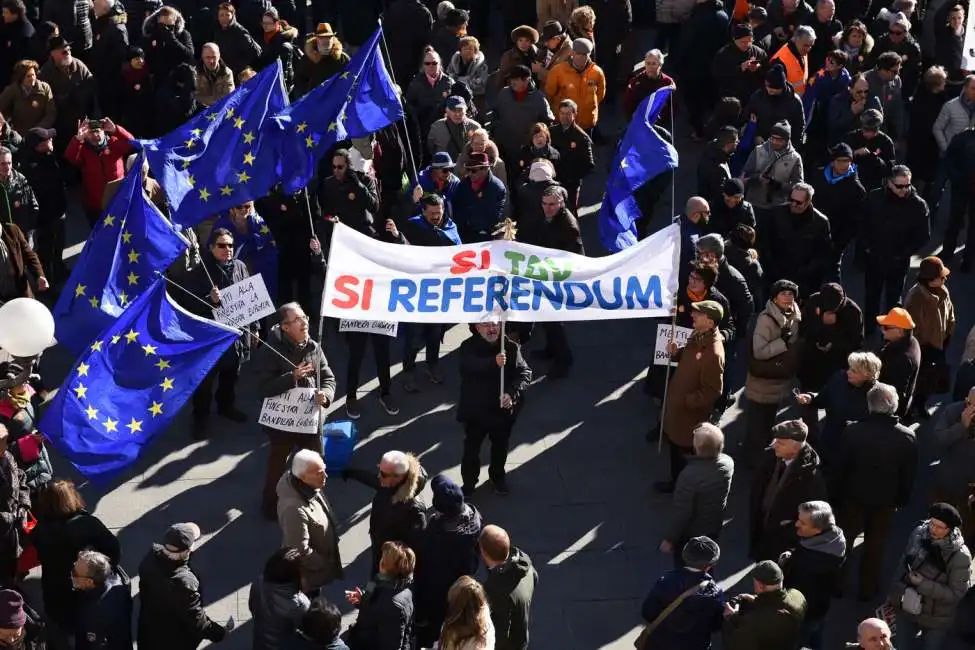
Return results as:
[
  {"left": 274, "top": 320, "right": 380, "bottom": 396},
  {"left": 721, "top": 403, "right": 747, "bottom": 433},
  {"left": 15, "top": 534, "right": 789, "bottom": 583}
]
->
[{"left": 0, "top": 298, "right": 55, "bottom": 357}]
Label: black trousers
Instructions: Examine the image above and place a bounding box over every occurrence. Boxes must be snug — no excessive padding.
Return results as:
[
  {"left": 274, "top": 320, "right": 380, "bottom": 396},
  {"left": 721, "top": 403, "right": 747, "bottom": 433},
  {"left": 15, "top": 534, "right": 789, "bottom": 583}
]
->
[
  {"left": 863, "top": 262, "right": 908, "bottom": 332},
  {"left": 346, "top": 332, "right": 391, "bottom": 397},
  {"left": 278, "top": 251, "right": 313, "bottom": 313},
  {"left": 191, "top": 366, "right": 238, "bottom": 420},
  {"left": 461, "top": 421, "right": 512, "bottom": 488},
  {"left": 35, "top": 218, "right": 66, "bottom": 284},
  {"left": 742, "top": 399, "right": 779, "bottom": 470},
  {"left": 837, "top": 502, "right": 894, "bottom": 598},
  {"left": 668, "top": 440, "right": 693, "bottom": 482},
  {"left": 943, "top": 185, "right": 975, "bottom": 263},
  {"left": 540, "top": 322, "right": 572, "bottom": 368}
]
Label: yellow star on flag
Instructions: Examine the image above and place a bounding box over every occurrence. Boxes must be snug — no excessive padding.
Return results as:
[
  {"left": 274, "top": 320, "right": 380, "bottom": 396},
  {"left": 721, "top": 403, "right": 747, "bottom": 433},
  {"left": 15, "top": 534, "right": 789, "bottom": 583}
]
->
[
  {"left": 125, "top": 329, "right": 139, "bottom": 343},
  {"left": 126, "top": 418, "right": 143, "bottom": 434},
  {"left": 305, "top": 135, "right": 315, "bottom": 148},
  {"left": 128, "top": 250, "right": 141, "bottom": 263},
  {"left": 226, "top": 107, "right": 235, "bottom": 118},
  {"left": 184, "top": 138, "right": 196, "bottom": 150},
  {"left": 110, "top": 335, "right": 121, "bottom": 344},
  {"left": 155, "top": 358, "right": 171, "bottom": 371},
  {"left": 242, "top": 131, "right": 255, "bottom": 145},
  {"left": 73, "top": 383, "right": 87, "bottom": 399},
  {"left": 121, "top": 230, "right": 132, "bottom": 244},
  {"left": 259, "top": 224, "right": 270, "bottom": 235},
  {"left": 199, "top": 187, "right": 211, "bottom": 202},
  {"left": 242, "top": 152, "right": 256, "bottom": 166},
  {"left": 296, "top": 122, "right": 308, "bottom": 133},
  {"left": 85, "top": 405, "right": 98, "bottom": 420},
  {"left": 89, "top": 296, "right": 99, "bottom": 308},
  {"left": 77, "top": 362, "right": 90, "bottom": 377},
  {"left": 103, "top": 214, "right": 116, "bottom": 227},
  {"left": 90, "top": 341, "right": 102, "bottom": 352},
  {"left": 220, "top": 185, "right": 233, "bottom": 197},
  {"left": 233, "top": 116, "right": 245, "bottom": 129},
  {"left": 103, "top": 417, "right": 118, "bottom": 433},
  {"left": 206, "top": 112, "right": 219, "bottom": 121},
  {"left": 236, "top": 170, "right": 251, "bottom": 183},
  {"left": 74, "top": 284, "right": 86, "bottom": 297},
  {"left": 118, "top": 292, "right": 129, "bottom": 306},
  {"left": 190, "top": 128, "right": 202, "bottom": 137},
  {"left": 142, "top": 343, "right": 157, "bottom": 356},
  {"left": 127, "top": 271, "right": 139, "bottom": 286},
  {"left": 182, "top": 159, "right": 192, "bottom": 170},
  {"left": 620, "top": 159, "right": 628, "bottom": 169},
  {"left": 148, "top": 401, "right": 164, "bottom": 417},
  {"left": 160, "top": 377, "right": 175, "bottom": 392},
  {"left": 340, "top": 71, "right": 350, "bottom": 79},
  {"left": 186, "top": 174, "right": 195, "bottom": 187},
  {"left": 327, "top": 121, "right": 338, "bottom": 132}
]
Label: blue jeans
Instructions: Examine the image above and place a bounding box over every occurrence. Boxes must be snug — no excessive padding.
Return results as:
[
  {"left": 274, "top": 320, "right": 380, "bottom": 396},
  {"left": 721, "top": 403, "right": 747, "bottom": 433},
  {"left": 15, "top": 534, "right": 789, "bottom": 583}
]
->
[
  {"left": 401, "top": 324, "right": 442, "bottom": 372},
  {"left": 897, "top": 616, "right": 949, "bottom": 650}
]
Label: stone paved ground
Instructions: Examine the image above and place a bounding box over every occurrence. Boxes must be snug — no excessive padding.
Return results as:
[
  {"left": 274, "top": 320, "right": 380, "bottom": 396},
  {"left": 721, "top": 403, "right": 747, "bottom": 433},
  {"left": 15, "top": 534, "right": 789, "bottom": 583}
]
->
[{"left": 27, "top": 35, "right": 975, "bottom": 649}]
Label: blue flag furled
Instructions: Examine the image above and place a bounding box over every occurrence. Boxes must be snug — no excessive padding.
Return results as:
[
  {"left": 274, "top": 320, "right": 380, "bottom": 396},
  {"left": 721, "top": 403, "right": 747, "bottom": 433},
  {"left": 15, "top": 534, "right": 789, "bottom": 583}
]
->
[
  {"left": 731, "top": 120, "right": 758, "bottom": 177},
  {"left": 274, "top": 26, "right": 402, "bottom": 194},
  {"left": 53, "top": 152, "right": 188, "bottom": 357},
  {"left": 140, "top": 61, "right": 289, "bottom": 227},
  {"left": 598, "top": 87, "right": 679, "bottom": 253},
  {"left": 40, "top": 280, "right": 239, "bottom": 482}
]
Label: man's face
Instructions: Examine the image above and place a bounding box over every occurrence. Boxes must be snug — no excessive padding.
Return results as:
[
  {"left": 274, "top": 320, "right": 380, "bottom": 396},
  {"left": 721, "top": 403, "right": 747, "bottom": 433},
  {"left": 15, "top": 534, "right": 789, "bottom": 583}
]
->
[
  {"left": 202, "top": 48, "right": 218, "bottom": 69},
  {"left": 773, "top": 437, "right": 800, "bottom": 459},
  {"left": 797, "top": 37, "right": 815, "bottom": 55},
  {"left": 217, "top": 8, "right": 232, "bottom": 26},
  {"left": 509, "top": 76, "right": 529, "bottom": 93},
  {"left": 430, "top": 168, "right": 448, "bottom": 184},
  {"left": 210, "top": 234, "right": 234, "bottom": 262},
  {"left": 882, "top": 63, "right": 902, "bottom": 80},
  {"left": 0, "top": 626, "right": 23, "bottom": 647},
  {"left": 316, "top": 35, "right": 334, "bottom": 50},
  {"left": 423, "top": 203, "right": 444, "bottom": 226},
  {"left": 331, "top": 156, "right": 347, "bottom": 181},
  {"left": 880, "top": 325, "right": 903, "bottom": 342},
  {"left": 0, "top": 154, "right": 13, "bottom": 180},
  {"left": 34, "top": 138, "right": 53, "bottom": 154},
  {"left": 770, "top": 133, "right": 787, "bottom": 151},
  {"left": 301, "top": 461, "right": 327, "bottom": 489},
  {"left": 516, "top": 37, "right": 532, "bottom": 52},
  {"left": 851, "top": 81, "right": 869, "bottom": 99},
  {"left": 765, "top": 83, "right": 783, "bottom": 96},
  {"left": 723, "top": 193, "right": 742, "bottom": 208},
  {"left": 735, "top": 35, "right": 753, "bottom": 51},
  {"left": 86, "top": 127, "right": 104, "bottom": 145},
  {"left": 558, "top": 106, "right": 575, "bottom": 126},
  {"left": 476, "top": 321, "right": 500, "bottom": 342},
  {"left": 378, "top": 461, "right": 403, "bottom": 487},
  {"left": 231, "top": 203, "right": 253, "bottom": 223},
  {"left": 789, "top": 190, "right": 809, "bottom": 214},
  {"left": 71, "top": 558, "right": 95, "bottom": 591},
  {"left": 816, "top": 0, "right": 835, "bottom": 20},
  {"left": 571, "top": 52, "right": 588, "bottom": 68},
  {"left": 964, "top": 80, "right": 975, "bottom": 102},
  {"left": 542, "top": 195, "right": 562, "bottom": 219},
  {"left": 0, "top": 8, "right": 13, "bottom": 22},
  {"left": 22, "top": 67, "right": 35, "bottom": 87},
  {"left": 889, "top": 25, "right": 906, "bottom": 42},
  {"left": 889, "top": 174, "right": 911, "bottom": 197},
  {"left": 130, "top": 56, "right": 145, "bottom": 70},
  {"left": 644, "top": 55, "right": 661, "bottom": 76},
  {"left": 689, "top": 206, "right": 710, "bottom": 224},
  {"left": 446, "top": 106, "right": 465, "bottom": 124},
  {"left": 929, "top": 518, "right": 950, "bottom": 540},
  {"left": 281, "top": 308, "right": 309, "bottom": 343},
  {"left": 690, "top": 310, "right": 714, "bottom": 331},
  {"left": 783, "top": 0, "right": 798, "bottom": 10},
  {"left": 832, "top": 157, "right": 852, "bottom": 174},
  {"left": 795, "top": 511, "right": 820, "bottom": 538},
  {"left": 687, "top": 271, "right": 706, "bottom": 293},
  {"left": 52, "top": 47, "right": 72, "bottom": 66},
  {"left": 859, "top": 624, "right": 893, "bottom": 650},
  {"left": 950, "top": 8, "right": 965, "bottom": 27},
  {"left": 697, "top": 250, "right": 719, "bottom": 268},
  {"left": 469, "top": 167, "right": 488, "bottom": 182},
  {"left": 723, "top": 136, "right": 739, "bottom": 153}
]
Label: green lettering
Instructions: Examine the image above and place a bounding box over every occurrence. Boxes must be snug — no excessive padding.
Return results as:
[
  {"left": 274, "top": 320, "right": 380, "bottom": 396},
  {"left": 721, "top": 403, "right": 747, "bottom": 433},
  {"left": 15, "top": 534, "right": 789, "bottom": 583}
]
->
[
  {"left": 545, "top": 258, "right": 572, "bottom": 281},
  {"left": 523, "top": 255, "right": 549, "bottom": 281},
  {"left": 504, "top": 251, "right": 525, "bottom": 275}
]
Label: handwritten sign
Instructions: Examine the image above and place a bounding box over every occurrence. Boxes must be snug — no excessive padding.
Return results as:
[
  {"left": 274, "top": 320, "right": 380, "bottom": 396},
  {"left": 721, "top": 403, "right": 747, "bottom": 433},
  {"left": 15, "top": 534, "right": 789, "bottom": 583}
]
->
[
  {"left": 258, "top": 387, "right": 322, "bottom": 434},
  {"left": 212, "top": 273, "right": 275, "bottom": 328},
  {"left": 962, "top": 4, "right": 975, "bottom": 70},
  {"left": 653, "top": 324, "right": 693, "bottom": 367},
  {"left": 338, "top": 319, "right": 399, "bottom": 337}
]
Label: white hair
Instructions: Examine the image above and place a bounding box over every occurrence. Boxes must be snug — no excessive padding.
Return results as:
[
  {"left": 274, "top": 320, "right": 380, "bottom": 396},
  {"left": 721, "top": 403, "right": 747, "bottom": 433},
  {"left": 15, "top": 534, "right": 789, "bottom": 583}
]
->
[
  {"left": 799, "top": 500, "right": 835, "bottom": 530},
  {"left": 692, "top": 423, "right": 725, "bottom": 457},
  {"left": 381, "top": 450, "right": 409, "bottom": 475},
  {"left": 867, "top": 382, "right": 899, "bottom": 415},
  {"left": 645, "top": 48, "right": 666, "bottom": 63},
  {"left": 795, "top": 24, "right": 817, "bottom": 41},
  {"left": 202, "top": 42, "right": 220, "bottom": 54},
  {"left": 848, "top": 351, "right": 882, "bottom": 380},
  {"left": 77, "top": 550, "right": 113, "bottom": 585},
  {"left": 292, "top": 449, "right": 324, "bottom": 477},
  {"left": 793, "top": 181, "right": 815, "bottom": 201}
]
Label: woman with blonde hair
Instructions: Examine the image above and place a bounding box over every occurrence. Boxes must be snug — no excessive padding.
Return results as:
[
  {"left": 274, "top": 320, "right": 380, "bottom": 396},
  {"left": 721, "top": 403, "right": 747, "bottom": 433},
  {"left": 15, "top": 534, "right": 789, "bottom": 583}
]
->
[
  {"left": 457, "top": 128, "right": 508, "bottom": 189},
  {"left": 438, "top": 576, "right": 495, "bottom": 650},
  {"left": 346, "top": 541, "right": 417, "bottom": 650}
]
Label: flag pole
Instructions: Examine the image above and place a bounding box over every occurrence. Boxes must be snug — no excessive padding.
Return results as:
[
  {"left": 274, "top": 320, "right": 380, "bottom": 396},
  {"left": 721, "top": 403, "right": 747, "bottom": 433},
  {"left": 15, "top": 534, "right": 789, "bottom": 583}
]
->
[
  {"left": 493, "top": 218, "right": 517, "bottom": 406},
  {"left": 303, "top": 188, "right": 319, "bottom": 242},
  {"left": 658, "top": 306, "right": 679, "bottom": 454},
  {"left": 376, "top": 18, "right": 420, "bottom": 186}
]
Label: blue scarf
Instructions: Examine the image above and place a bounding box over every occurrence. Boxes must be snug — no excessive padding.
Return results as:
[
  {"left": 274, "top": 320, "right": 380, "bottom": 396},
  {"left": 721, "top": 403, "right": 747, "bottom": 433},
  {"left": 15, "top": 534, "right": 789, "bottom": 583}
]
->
[
  {"left": 408, "top": 214, "right": 461, "bottom": 245},
  {"left": 824, "top": 163, "right": 857, "bottom": 184}
]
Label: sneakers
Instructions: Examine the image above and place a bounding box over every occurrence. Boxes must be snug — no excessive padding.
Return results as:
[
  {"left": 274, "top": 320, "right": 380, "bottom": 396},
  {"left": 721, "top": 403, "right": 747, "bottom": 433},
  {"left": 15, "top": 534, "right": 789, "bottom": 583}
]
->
[
  {"left": 379, "top": 393, "right": 400, "bottom": 416},
  {"left": 346, "top": 398, "right": 361, "bottom": 420},
  {"left": 403, "top": 370, "right": 419, "bottom": 393},
  {"left": 217, "top": 406, "right": 247, "bottom": 423}
]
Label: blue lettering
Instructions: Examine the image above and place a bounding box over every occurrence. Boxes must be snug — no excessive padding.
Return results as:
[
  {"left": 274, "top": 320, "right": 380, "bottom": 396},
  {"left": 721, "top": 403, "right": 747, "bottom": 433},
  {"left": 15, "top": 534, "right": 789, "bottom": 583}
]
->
[
  {"left": 486, "top": 276, "right": 509, "bottom": 312},
  {"left": 592, "top": 277, "right": 624, "bottom": 309},
  {"left": 417, "top": 278, "right": 440, "bottom": 312},
  {"left": 626, "top": 275, "right": 663, "bottom": 309},
  {"left": 441, "top": 277, "right": 464, "bottom": 312},
  {"left": 388, "top": 280, "right": 416, "bottom": 312},
  {"left": 532, "top": 281, "right": 564, "bottom": 310},
  {"left": 462, "top": 277, "right": 485, "bottom": 312},
  {"left": 564, "top": 282, "right": 594, "bottom": 310},
  {"left": 509, "top": 276, "right": 531, "bottom": 310}
]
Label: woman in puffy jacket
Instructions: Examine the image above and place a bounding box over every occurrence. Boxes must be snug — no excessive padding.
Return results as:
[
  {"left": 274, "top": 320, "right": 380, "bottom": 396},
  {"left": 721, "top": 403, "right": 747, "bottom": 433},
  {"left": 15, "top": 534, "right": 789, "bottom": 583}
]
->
[
  {"left": 346, "top": 541, "right": 416, "bottom": 650},
  {"left": 249, "top": 547, "right": 310, "bottom": 650}
]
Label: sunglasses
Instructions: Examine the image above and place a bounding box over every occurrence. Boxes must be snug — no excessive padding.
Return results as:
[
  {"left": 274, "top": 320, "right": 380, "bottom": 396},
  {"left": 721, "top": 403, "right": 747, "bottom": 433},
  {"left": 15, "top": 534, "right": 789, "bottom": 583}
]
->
[
  {"left": 423, "top": 61, "right": 438, "bottom": 66},
  {"left": 214, "top": 242, "right": 234, "bottom": 248},
  {"left": 333, "top": 164, "right": 346, "bottom": 170},
  {"left": 892, "top": 183, "right": 910, "bottom": 189}
]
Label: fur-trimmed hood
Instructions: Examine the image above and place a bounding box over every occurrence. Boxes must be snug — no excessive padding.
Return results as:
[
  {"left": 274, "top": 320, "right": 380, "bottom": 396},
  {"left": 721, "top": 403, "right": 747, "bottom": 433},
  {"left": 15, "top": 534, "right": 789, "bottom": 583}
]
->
[
  {"left": 142, "top": 6, "right": 186, "bottom": 36},
  {"left": 303, "top": 35, "right": 344, "bottom": 63},
  {"left": 391, "top": 452, "right": 428, "bottom": 504}
]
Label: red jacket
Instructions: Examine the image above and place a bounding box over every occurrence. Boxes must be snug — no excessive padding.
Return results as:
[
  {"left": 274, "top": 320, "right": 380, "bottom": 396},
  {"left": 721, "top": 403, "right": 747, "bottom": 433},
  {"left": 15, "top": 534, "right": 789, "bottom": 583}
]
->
[{"left": 64, "top": 126, "right": 134, "bottom": 212}]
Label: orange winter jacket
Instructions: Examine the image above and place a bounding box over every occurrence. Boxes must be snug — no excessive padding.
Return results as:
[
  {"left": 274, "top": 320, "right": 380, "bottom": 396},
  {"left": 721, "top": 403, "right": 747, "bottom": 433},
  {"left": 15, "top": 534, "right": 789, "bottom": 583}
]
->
[
  {"left": 543, "top": 59, "right": 606, "bottom": 130},
  {"left": 771, "top": 43, "right": 809, "bottom": 95}
]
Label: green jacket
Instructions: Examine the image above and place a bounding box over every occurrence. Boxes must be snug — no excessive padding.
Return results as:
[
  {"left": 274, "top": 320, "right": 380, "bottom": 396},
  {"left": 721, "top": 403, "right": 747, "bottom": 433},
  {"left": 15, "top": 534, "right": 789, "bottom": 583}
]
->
[
  {"left": 722, "top": 587, "right": 807, "bottom": 650},
  {"left": 483, "top": 547, "right": 538, "bottom": 650}
]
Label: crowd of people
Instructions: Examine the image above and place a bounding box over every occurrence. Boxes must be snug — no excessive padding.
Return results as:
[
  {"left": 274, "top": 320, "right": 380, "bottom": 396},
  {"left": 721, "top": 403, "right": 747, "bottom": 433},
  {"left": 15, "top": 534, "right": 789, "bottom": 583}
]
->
[{"left": 0, "top": 0, "right": 968, "bottom": 646}]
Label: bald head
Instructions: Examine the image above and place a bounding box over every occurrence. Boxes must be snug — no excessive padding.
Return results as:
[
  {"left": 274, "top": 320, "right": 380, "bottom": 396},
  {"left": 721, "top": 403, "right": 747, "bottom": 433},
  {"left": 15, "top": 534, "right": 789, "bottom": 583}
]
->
[
  {"left": 686, "top": 196, "right": 711, "bottom": 225},
  {"left": 858, "top": 618, "right": 892, "bottom": 650},
  {"left": 202, "top": 43, "right": 220, "bottom": 69},
  {"left": 479, "top": 524, "right": 511, "bottom": 566}
]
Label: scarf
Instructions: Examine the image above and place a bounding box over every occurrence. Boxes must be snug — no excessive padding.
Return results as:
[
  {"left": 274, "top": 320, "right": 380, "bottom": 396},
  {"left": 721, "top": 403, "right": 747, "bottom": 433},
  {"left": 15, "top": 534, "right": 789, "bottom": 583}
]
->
[
  {"left": 425, "top": 70, "right": 440, "bottom": 85},
  {"left": 905, "top": 521, "right": 965, "bottom": 572},
  {"left": 687, "top": 286, "right": 707, "bottom": 302},
  {"left": 841, "top": 42, "right": 861, "bottom": 58},
  {"left": 263, "top": 23, "right": 280, "bottom": 44},
  {"left": 513, "top": 88, "right": 528, "bottom": 101},
  {"left": 824, "top": 163, "right": 858, "bottom": 184}
]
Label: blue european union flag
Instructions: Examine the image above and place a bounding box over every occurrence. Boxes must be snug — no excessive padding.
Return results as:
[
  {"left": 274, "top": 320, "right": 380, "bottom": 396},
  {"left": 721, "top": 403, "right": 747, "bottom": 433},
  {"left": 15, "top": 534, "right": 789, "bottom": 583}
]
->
[
  {"left": 274, "top": 26, "right": 403, "bottom": 194},
  {"left": 52, "top": 152, "right": 189, "bottom": 357},
  {"left": 598, "top": 87, "right": 679, "bottom": 253},
  {"left": 40, "top": 280, "right": 239, "bottom": 482},
  {"left": 140, "top": 61, "right": 289, "bottom": 227}
]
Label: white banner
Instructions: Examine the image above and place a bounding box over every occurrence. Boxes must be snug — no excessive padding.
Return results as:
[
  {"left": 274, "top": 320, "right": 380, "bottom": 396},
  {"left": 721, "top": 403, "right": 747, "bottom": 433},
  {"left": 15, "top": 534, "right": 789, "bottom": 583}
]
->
[
  {"left": 321, "top": 223, "right": 681, "bottom": 323},
  {"left": 338, "top": 318, "right": 399, "bottom": 337},
  {"left": 963, "top": 5, "right": 975, "bottom": 70},
  {"left": 653, "top": 324, "right": 693, "bottom": 367},
  {"left": 212, "top": 273, "right": 275, "bottom": 328},
  {"left": 258, "top": 387, "right": 321, "bottom": 434}
]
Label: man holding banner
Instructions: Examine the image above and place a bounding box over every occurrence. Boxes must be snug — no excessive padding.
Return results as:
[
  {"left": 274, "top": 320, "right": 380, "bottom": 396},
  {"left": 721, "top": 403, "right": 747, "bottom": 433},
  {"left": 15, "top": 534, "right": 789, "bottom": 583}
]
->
[{"left": 258, "top": 301, "right": 336, "bottom": 520}]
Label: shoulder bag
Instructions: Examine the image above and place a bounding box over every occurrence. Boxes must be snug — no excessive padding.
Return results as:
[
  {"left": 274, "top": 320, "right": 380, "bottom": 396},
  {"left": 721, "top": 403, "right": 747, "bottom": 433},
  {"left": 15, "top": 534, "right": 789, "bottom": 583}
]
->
[
  {"left": 747, "top": 314, "right": 802, "bottom": 380},
  {"left": 634, "top": 580, "right": 708, "bottom": 650}
]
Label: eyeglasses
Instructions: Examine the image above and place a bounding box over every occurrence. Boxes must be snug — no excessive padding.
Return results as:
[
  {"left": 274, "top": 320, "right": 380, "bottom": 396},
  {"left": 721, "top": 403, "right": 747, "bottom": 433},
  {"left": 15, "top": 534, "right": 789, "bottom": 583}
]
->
[
  {"left": 892, "top": 183, "right": 910, "bottom": 189},
  {"left": 423, "top": 61, "right": 438, "bottom": 66},
  {"left": 214, "top": 242, "right": 233, "bottom": 248},
  {"left": 379, "top": 469, "right": 395, "bottom": 478},
  {"left": 284, "top": 314, "right": 309, "bottom": 325}
]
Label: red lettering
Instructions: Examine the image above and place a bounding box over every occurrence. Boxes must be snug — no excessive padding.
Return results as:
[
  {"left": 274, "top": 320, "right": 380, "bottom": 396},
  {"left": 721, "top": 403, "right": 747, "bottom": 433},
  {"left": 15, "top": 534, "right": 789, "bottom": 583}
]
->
[
  {"left": 361, "top": 279, "right": 373, "bottom": 310},
  {"left": 479, "top": 250, "right": 491, "bottom": 270},
  {"left": 450, "top": 250, "right": 477, "bottom": 274},
  {"left": 331, "top": 275, "right": 360, "bottom": 308}
]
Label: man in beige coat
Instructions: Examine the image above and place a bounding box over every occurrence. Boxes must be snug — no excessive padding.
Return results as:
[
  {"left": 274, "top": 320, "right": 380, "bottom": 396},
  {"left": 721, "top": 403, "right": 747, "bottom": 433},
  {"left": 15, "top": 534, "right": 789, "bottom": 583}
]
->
[
  {"left": 277, "top": 449, "right": 343, "bottom": 590},
  {"left": 658, "top": 300, "right": 726, "bottom": 494}
]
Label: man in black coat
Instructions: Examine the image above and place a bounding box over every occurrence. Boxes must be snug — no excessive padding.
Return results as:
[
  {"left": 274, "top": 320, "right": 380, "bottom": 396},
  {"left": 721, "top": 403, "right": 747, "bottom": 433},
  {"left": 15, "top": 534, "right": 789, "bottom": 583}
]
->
[
  {"left": 587, "top": 0, "right": 632, "bottom": 104},
  {"left": 0, "top": 0, "right": 35, "bottom": 87},
  {"left": 763, "top": 182, "right": 833, "bottom": 299},
  {"left": 670, "top": 0, "right": 728, "bottom": 136},
  {"left": 808, "top": 144, "right": 866, "bottom": 283},
  {"left": 90, "top": 0, "right": 129, "bottom": 121},
  {"left": 549, "top": 98, "right": 594, "bottom": 211},
  {"left": 41, "top": 0, "right": 91, "bottom": 55},
  {"left": 743, "top": 65, "right": 805, "bottom": 145},
  {"left": 712, "top": 24, "right": 770, "bottom": 105},
  {"left": 749, "top": 420, "right": 828, "bottom": 562},
  {"left": 875, "top": 307, "right": 921, "bottom": 417},
  {"left": 942, "top": 126, "right": 975, "bottom": 271},
  {"left": 457, "top": 319, "right": 532, "bottom": 496},
  {"left": 70, "top": 551, "right": 132, "bottom": 650},
  {"left": 138, "top": 523, "right": 227, "bottom": 650},
  {"left": 17, "top": 127, "right": 66, "bottom": 284},
  {"left": 384, "top": 0, "right": 433, "bottom": 88},
  {"left": 844, "top": 109, "right": 895, "bottom": 192},
  {"left": 798, "top": 282, "right": 864, "bottom": 393},
  {"left": 317, "top": 149, "right": 381, "bottom": 240},
  {"left": 857, "top": 165, "right": 929, "bottom": 333},
  {"left": 697, "top": 127, "right": 738, "bottom": 207},
  {"left": 832, "top": 382, "right": 917, "bottom": 600}
]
